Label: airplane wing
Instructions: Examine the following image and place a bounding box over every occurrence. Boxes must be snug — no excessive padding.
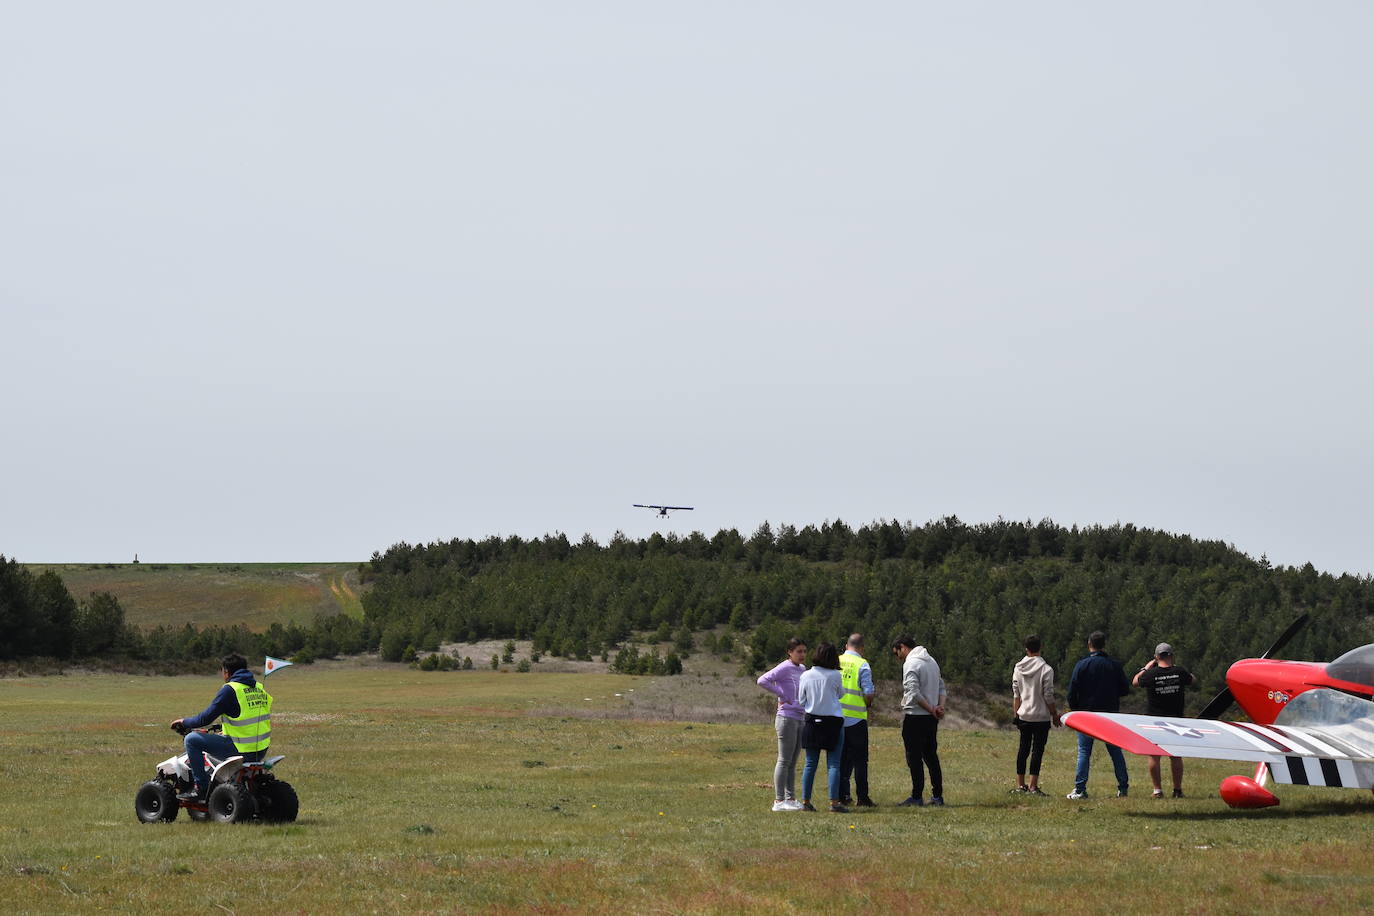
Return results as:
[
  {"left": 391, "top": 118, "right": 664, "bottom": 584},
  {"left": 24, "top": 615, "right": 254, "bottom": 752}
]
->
[
  {"left": 662, "top": 506, "right": 693, "bottom": 511},
  {"left": 1063, "top": 710, "right": 1374, "bottom": 789}
]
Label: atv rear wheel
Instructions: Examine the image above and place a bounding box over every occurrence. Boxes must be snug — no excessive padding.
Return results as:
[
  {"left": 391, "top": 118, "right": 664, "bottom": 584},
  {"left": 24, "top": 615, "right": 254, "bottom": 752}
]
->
[
  {"left": 208, "top": 782, "right": 257, "bottom": 824},
  {"left": 259, "top": 779, "right": 299, "bottom": 823},
  {"left": 135, "top": 780, "right": 179, "bottom": 823}
]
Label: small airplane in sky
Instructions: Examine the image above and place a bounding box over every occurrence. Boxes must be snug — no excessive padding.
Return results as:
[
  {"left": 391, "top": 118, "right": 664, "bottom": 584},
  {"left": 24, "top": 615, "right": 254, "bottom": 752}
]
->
[
  {"left": 1065, "top": 615, "right": 1374, "bottom": 808},
  {"left": 633, "top": 504, "right": 694, "bottom": 518}
]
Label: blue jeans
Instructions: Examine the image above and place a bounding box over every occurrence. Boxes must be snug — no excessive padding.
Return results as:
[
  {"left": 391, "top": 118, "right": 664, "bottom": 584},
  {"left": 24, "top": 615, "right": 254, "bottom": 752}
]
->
[
  {"left": 184, "top": 730, "right": 240, "bottom": 791},
  {"left": 1074, "top": 730, "right": 1129, "bottom": 793},
  {"left": 801, "top": 727, "right": 845, "bottom": 804}
]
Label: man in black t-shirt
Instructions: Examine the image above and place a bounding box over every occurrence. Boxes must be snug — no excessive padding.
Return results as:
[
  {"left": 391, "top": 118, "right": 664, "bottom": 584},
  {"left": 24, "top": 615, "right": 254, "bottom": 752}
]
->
[{"left": 1133, "top": 643, "right": 1198, "bottom": 798}]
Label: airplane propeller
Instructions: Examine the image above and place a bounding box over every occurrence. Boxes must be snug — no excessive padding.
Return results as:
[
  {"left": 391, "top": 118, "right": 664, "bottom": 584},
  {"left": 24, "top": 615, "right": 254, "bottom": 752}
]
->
[{"left": 1196, "top": 613, "right": 1310, "bottom": 720}]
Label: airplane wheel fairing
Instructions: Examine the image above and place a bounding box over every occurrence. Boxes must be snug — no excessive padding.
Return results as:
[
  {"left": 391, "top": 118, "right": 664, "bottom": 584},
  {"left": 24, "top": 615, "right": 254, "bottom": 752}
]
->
[
  {"left": 135, "top": 780, "right": 179, "bottom": 823},
  {"left": 208, "top": 782, "right": 257, "bottom": 823},
  {"left": 1220, "top": 775, "right": 1280, "bottom": 808}
]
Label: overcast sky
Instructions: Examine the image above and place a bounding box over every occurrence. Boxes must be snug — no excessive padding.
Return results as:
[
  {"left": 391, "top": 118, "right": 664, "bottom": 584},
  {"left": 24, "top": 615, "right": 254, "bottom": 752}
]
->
[{"left": 4, "top": 3, "right": 1372, "bottom": 574}]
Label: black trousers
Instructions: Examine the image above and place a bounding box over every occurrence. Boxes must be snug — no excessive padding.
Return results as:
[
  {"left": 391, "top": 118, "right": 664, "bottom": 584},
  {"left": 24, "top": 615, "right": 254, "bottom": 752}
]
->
[
  {"left": 839, "top": 720, "right": 869, "bottom": 801},
  {"left": 902, "top": 714, "right": 943, "bottom": 798},
  {"left": 1015, "top": 720, "right": 1051, "bottom": 776}
]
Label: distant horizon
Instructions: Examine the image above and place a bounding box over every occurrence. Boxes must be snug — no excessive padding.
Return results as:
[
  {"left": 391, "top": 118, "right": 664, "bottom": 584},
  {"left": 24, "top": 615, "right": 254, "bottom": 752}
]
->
[{"left": 14, "top": 513, "right": 1360, "bottom": 576}]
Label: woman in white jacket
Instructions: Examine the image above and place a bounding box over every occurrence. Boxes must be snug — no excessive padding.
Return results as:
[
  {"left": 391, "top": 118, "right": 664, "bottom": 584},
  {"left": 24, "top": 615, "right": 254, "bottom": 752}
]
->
[
  {"left": 797, "top": 642, "right": 847, "bottom": 813},
  {"left": 1011, "top": 634, "right": 1061, "bottom": 796}
]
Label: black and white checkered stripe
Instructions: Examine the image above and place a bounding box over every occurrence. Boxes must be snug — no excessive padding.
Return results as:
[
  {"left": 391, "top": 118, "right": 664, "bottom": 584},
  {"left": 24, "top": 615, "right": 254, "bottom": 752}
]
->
[{"left": 1223, "top": 722, "right": 1374, "bottom": 788}]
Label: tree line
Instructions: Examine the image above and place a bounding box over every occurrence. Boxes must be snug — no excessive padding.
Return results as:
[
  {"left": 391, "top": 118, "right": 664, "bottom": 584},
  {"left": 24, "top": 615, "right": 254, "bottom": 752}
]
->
[
  {"left": 355, "top": 518, "right": 1373, "bottom": 693},
  {"left": 5, "top": 518, "right": 1373, "bottom": 697}
]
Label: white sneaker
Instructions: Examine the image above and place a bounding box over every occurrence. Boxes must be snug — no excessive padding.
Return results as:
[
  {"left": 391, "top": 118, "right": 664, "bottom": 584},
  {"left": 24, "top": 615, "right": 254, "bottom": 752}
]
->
[
  {"left": 771, "top": 800, "right": 790, "bottom": 812},
  {"left": 783, "top": 799, "right": 804, "bottom": 810}
]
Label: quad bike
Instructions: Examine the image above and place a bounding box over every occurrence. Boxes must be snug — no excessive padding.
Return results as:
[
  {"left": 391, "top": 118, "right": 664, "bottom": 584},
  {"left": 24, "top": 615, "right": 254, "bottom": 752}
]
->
[{"left": 134, "top": 723, "right": 298, "bottom": 824}]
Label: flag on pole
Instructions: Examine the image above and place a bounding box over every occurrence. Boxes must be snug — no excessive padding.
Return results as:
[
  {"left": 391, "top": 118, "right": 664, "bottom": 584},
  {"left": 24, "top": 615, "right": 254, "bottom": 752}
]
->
[{"left": 264, "top": 656, "right": 294, "bottom": 676}]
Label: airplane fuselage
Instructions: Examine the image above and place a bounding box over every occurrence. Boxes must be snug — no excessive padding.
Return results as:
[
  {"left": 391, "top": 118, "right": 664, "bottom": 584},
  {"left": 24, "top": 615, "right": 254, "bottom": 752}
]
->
[{"left": 1227, "top": 657, "right": 1374, "bottom": 726}]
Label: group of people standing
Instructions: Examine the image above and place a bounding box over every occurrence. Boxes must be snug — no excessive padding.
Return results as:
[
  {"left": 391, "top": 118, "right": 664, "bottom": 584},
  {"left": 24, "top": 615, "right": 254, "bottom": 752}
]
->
[
  {"left": 757, "top": 629, "right": 1197, "bottom": 811},
  {"left": 1034, "top": 630, "right": 1198, "bottom": 800},
  {"left": 756, "top": 633, "right": 946, "bottom": 813}
]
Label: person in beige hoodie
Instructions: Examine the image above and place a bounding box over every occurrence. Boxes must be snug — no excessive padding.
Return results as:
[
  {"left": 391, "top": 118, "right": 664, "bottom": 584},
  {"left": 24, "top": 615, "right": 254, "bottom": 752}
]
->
[{"left": 1011, "top": 634, "right": 1061, "bottom": 796}]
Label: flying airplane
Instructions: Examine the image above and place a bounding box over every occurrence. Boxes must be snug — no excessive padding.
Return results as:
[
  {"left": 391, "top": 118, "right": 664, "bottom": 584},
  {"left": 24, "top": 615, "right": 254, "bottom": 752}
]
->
[
  {"left": 1064, "top": 616, "right": 1374, "bottom": 808},
  {"left": 633, "top": 504, "right": 694, "bottom": 518}
]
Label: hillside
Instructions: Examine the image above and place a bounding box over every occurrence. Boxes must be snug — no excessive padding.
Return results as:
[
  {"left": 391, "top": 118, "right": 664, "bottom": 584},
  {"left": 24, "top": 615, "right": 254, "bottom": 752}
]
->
[
  {"left": 8, "top": 519, "right": 1374, "bottom": 691},
  {"left": 359, "top": 519, "right": 1374, "bottom": 696},
  {"left": 25, "top": 562, "right": 363, "bottom": 631}
]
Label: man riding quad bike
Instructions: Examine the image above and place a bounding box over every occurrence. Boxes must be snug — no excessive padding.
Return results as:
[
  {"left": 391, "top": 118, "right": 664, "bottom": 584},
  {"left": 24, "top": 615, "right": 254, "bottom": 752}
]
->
[{"left": 134, "top": 653, "right": 298, "bottom": 824}]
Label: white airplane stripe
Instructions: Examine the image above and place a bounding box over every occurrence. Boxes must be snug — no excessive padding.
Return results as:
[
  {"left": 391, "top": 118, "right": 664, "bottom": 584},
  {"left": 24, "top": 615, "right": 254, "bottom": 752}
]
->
[
  {"left": 1216, "top": 721, "right": 1295, "bottom": 754},
  {"left": 1305, "top": 729, "right": 1374, "bottom": 759},
  {"left": 1247, "top": 722, "right": 1299, "bottom": 745},
  {"left": 1284, "top": 729, "right": 1348, "bottom": 759},
  {"left": 1304, "top": 757, "right": 1326, "bottom": 785},
  {"left": 1336, "top": 758, "right": 1359, "bottom": 787},
  {"left": 1248, "top": 723, "right": 1346, "bottom": 759},
  {"left": 1270, "top": 758, "right": 1300, "bottom": 785},
  {"left": 1267, "top": 726, "right": 1329, "bottom": 756}
]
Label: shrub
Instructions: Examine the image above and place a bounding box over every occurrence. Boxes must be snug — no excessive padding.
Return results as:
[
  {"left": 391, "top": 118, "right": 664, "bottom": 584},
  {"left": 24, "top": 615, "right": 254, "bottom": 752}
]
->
[{"left": 379, "top": 624, "right": 410, "bottom": 663}]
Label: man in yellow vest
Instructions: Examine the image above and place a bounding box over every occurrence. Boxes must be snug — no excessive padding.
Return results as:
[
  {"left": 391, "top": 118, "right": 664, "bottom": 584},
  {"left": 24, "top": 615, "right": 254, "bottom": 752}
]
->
[
  {"left": 838, "top": 633, "right": 877, "bottom": 807},
  {"left": 171, "top": 652, "right": 273, "bottom": 801}
]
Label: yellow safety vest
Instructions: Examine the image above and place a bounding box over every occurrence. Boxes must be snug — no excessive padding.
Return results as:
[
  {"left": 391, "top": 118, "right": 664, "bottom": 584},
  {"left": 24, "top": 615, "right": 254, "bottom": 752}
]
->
[
  {"left": 223, "top": 681, "right": 273, "bottom": 754},
  {"left": 839, "top": 652, "right": 869, "bottom": 721}
]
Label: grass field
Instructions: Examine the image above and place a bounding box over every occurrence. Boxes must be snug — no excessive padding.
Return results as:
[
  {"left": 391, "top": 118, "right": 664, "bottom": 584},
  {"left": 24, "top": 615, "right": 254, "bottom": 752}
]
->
[
  {"left": 2, "top": 663, "right": 1371, "bottom": 914},
  {"left": 28, "top": 563, "right": 364, "bottom": 631}
]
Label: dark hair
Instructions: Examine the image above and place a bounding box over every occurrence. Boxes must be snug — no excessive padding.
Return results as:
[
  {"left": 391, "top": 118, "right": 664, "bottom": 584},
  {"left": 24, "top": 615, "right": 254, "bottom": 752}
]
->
[
  {"left": 220, "top": 653, "right": 248, "bottom": 674},
  {"left": 892, "top": 635, "right": 916, "bottom": 651},
  {"left": 1024, "top": 634, "right": 1042, "bottom": 654},
  {"left": 1088, "top": 631, "right": 1107, "bottom": 651},
  {"left": 785, "top": 637, "right": 807, "bottom": 652},
  {"left": 811, "top": 642, "right": 840, "bottom": 670}
]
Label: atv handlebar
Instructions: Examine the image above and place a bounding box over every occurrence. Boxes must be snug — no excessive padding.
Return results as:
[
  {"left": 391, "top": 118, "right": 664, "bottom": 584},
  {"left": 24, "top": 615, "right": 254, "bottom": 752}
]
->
[{"left": 171, "top": 722, "right": 222, "bottom": 737}]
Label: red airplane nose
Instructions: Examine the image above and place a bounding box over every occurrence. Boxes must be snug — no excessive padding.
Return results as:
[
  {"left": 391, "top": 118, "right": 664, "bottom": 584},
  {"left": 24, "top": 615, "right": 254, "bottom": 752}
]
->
[
  {"left": 1219, "top": 775, "right": 1280, "bottom": 809},
  {"left": 1225, "top": 658, "right": 1327, "bottom": 725}
]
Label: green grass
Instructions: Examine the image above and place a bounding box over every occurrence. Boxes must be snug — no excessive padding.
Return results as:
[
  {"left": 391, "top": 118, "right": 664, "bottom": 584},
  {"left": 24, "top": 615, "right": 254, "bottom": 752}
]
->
[
  {"left": 2, "top": 665, "right": 1372, "bottom": 914},
  {"left": 27, "top": 562, "right": 364, "bottom": 631}
]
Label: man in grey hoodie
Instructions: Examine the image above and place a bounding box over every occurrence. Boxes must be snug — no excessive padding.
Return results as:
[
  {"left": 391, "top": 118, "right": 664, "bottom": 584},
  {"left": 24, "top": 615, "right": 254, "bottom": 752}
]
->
[
  {"left": 893, "top": 635, "right": 946, "bottom": 806},
  {"left": 1011, "top": 634, "right": 1061, "bottom": 796}
]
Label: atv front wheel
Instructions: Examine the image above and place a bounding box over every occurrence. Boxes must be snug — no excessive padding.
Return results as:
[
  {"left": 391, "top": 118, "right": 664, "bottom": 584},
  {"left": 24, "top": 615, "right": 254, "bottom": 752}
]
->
[
  {"left": 135, "top": 780, "right": 179, "bottom": 823},
  {"left": 259, "top": 779, "right": 299, "bottom": 823},
  {"left": 208, "top": 782, "right": 257, "bottom": 824}
]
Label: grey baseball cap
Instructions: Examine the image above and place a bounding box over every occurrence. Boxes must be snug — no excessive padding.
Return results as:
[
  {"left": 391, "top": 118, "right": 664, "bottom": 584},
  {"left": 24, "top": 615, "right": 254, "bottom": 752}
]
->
[{"left": 1155, "top": 643, "right": 1174, "bottom": 657}]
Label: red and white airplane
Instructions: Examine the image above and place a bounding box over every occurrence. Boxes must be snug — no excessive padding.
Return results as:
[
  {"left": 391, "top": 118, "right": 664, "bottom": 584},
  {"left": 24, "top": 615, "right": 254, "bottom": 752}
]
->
[{"left": 1065, "top": 616, "right": 1374, "bottom": 808}]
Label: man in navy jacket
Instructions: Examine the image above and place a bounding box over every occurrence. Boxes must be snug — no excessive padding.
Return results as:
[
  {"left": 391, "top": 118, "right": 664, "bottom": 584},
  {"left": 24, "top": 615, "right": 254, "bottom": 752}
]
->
[
  {"left": 170, "top": 653, "right": 262, "bottom": 801},
  {"left": 1065, "top": 631, "right": 1131, "bottom": 799}
]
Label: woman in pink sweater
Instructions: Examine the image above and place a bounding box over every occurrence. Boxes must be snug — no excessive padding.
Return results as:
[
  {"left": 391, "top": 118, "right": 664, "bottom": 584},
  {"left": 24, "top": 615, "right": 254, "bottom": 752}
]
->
[{"left": 757, "top": 638, "right": 808, "bottom": 811}]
